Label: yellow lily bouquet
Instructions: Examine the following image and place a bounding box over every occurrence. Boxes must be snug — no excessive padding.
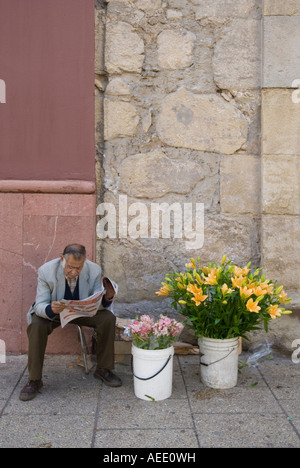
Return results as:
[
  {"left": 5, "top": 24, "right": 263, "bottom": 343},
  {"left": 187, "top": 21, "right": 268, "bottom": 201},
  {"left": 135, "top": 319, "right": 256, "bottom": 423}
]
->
[{"left": 156, "top": 255, "right": 292, "bottom": 340}]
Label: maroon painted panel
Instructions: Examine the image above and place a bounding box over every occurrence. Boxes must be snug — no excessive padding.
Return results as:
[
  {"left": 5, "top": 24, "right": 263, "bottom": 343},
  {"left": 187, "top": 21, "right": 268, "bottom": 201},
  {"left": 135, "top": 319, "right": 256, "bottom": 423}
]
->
[{"left": 0, "top": 0, "right": 95, "bottom": 181}]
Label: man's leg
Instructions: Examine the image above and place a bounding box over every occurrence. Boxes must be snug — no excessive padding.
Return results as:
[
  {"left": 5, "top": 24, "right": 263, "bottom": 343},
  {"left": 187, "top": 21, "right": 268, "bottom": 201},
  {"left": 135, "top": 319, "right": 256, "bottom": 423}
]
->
[
  {"left": 73, "top": 309, "right": 121, "bottom": 387},
  {"left": 27, "top": 314, "right": 60, "bottom": 379},
  {"left": 20, "top": 314, "right": 60, "bottom": 401}
]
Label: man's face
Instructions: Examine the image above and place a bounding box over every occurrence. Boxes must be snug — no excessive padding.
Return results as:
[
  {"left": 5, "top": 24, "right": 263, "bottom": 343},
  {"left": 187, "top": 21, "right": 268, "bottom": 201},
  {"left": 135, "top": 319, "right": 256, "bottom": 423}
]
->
[{"left": 61, "top": 254, "right": 85, "bottom": 280}]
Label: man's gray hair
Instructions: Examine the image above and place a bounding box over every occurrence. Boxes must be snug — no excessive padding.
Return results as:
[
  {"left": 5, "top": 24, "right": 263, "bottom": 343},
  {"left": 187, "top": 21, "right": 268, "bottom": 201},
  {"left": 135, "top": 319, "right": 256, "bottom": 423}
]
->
[{"left": 62, "top": 244, "right": 86, "bottom": 260}]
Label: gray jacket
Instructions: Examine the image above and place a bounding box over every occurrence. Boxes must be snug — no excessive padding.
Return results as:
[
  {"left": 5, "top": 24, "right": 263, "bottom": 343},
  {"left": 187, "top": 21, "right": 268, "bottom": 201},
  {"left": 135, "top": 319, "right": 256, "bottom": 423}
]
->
[{"left": 27, "top": 257, "right": 108, "bottom": 324}]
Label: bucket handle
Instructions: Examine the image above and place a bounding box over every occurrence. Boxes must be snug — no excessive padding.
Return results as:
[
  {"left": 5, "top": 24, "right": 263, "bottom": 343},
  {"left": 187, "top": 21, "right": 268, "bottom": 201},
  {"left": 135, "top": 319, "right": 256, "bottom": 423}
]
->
[
  {"left": 131, "top": 354, "right": 172, "bottom": 381},
  {"left": 200, "top": 347, "right": 234, "bottom": 367}
]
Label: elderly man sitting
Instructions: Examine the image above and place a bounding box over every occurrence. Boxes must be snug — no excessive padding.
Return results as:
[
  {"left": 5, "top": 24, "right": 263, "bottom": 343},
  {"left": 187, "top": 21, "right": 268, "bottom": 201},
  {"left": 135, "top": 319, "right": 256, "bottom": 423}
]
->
[{"left": 20, "top": 243, "right": 121, "bottom": 401}]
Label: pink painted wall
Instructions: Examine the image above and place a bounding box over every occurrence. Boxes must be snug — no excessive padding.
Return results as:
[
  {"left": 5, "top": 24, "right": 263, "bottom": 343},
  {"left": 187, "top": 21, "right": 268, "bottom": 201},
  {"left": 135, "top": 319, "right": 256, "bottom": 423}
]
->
[
  {"left": 0, "top": 0, "right": 97, "bottom": 353},
  {"left": 1, "top": 192, "right": 96, "bottom": 354},
  {"left": 0, "top": 0, "right": 95, "bottom": 181}
]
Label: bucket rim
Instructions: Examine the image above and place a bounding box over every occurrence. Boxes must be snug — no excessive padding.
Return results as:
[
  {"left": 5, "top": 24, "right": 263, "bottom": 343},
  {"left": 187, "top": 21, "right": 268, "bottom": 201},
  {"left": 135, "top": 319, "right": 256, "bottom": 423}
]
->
[
  {"left": 131, "top": 344, "right": 174, "bottom": 354},
  {"left": 198, "top": 335, "right": 239, "bottom": 345}
]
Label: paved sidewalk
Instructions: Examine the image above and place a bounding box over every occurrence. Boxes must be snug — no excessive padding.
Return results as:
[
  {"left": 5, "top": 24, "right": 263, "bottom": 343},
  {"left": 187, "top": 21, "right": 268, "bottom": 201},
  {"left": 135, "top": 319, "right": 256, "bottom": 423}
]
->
[{"left": 0, "top": 351, "right": 300, "bottom": 448}]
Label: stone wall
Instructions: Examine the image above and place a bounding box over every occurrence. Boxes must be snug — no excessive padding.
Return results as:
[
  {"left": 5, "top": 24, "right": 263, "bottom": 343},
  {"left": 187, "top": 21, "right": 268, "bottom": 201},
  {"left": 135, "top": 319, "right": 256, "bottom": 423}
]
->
[
  {"left": 95, "top": 0, "right": 300, "bottom": 347},
  {"left": 259, "top": 0, "right": 300, "bottom": 350}
]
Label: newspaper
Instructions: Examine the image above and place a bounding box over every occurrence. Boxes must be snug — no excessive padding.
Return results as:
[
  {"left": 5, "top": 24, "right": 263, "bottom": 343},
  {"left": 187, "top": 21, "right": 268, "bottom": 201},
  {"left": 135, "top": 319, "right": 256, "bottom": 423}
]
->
[
  {"left": 59, "top": 289, "right": 104, "bottom": 328},
  {"left": 59, "top": 277, "right": 118, "bottom": 328}
]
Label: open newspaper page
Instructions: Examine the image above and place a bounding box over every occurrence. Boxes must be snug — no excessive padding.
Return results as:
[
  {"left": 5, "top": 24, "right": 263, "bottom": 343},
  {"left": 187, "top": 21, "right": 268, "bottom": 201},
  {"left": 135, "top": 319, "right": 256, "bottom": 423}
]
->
[
  {"left": 59, "top": 289, "right": 104, "bottom": 328},
  {"left": 59, "top": 277, "right": 118, "bottom": 328}
]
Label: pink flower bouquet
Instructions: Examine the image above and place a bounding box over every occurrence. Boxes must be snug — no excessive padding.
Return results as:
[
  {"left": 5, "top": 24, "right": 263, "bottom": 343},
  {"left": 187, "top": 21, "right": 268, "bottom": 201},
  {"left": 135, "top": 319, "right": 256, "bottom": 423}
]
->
[{"left": 128, "top": 314, "right": 184, "bottom": 350}]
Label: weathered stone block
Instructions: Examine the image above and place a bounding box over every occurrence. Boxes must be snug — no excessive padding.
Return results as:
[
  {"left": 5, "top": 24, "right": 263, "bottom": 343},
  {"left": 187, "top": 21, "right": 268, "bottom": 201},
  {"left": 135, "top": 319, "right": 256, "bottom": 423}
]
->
[
  {"left": 166, "top": 9, "right": 183, "bottom": 21},
  {"left": 263, "top": 0, "right": 300, "bottom": 16},
  {"left": 200, "top": 214, "right": 260, "bottom": 267},
  {"left": 262, "top": 215, "right": 300, "bottom": 289},
  {"left": 106, "top": 77, "right": 131, "bottom": 96},
  {"left": 244, "top": 313, "right": 300, "bottom": 354},
  {"left": 105, "top": 21, "right": 144, "bottom": 74},
  {"left": 213, "top": 19, "right": 261, "bottom": 91},
  {"left": 157, "top": 29, "right": 196, "bottom": 70},
  {"left": 135, "top": 0, "right": 162, "bottom": 12},
  {"left": 104, "top": 99, "right": 139, "bottom": 140},
  {"left": 101, "top": 239, "right": 176, "bottom": 303},
  {"left": 220, "top": 155, "right": 260, "bottom": 215},
  {"left": 262, "top": 155, "right": 300, "bottom": 215},
  {"left": 119, "top": 150, "right": 204, "bottom": 198},
  {"left": 262, "top": 89, "right": 300, "bottom": 155},
  {"left": 156, "top": 88, "right": 248, "bottom": 154},
  {"left": 263, "top": 16, "right": 300, "bottom": 88},
  {"left": 192, "top": 0, "right": 261, "bottom": 19}
]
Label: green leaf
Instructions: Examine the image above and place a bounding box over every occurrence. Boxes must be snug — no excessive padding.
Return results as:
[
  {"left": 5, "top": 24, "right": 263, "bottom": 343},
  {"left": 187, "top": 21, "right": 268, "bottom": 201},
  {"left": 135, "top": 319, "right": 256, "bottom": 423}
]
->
[{"left": 144, "top": 394, "right": 156, "bottom": 401}]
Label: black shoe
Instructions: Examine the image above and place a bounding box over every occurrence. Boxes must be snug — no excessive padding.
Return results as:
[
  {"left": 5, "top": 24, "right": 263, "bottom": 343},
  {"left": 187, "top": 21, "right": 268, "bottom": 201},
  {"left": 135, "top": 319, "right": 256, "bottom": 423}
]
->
[
  {"left": 19, "top": 380, "right": 43, "bottom": 401},
  {"left": 94, "top": 368, "right": 122, "bottom": 387}
]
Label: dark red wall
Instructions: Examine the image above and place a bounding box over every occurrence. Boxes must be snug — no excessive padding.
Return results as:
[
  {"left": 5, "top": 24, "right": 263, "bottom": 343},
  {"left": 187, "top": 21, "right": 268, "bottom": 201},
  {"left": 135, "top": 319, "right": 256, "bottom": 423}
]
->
[{"left": 0, "top": 0, "right": 95, "bottom": 181}]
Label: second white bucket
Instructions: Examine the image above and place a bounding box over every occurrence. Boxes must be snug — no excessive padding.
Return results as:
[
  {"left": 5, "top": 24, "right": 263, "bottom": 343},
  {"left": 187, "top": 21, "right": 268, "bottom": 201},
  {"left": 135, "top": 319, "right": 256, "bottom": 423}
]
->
[
  {"left": 131, "top": 344, "right": 174, "bottom": 401},
  {"left": 198, "top": 336, "right": 239, "bottom": 389}
]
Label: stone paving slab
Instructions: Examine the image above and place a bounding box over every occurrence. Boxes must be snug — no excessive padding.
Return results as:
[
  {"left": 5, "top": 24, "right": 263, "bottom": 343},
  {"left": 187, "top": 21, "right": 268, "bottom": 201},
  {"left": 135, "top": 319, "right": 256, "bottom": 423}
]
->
[{"left": 0, "top": 352, "right": 300, "bottom": 448}]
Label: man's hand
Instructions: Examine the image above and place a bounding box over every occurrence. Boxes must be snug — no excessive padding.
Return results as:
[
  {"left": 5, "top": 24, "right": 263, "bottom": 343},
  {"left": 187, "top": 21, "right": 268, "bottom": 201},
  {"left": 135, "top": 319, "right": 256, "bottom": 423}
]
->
[
  {"left": 103, "top": 277, "right": 115, "bottom": 301},
  {"left": 51, "top": 301, "right": 65, "bottom": 314}
]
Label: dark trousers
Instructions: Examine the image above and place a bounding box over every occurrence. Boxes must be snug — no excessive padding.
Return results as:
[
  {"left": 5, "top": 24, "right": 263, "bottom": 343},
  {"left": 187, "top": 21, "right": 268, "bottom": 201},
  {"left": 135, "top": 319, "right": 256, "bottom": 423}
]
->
[{"left": 27, "top": 309, "right": 116, "bottom": 381}]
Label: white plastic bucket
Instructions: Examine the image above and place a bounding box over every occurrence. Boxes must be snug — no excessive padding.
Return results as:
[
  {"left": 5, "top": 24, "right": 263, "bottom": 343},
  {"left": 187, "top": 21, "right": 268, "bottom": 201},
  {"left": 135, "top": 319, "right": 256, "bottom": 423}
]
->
[
  {"left": 131, "top": 344, "right": 174, "bottom": 401},
  {"left": 198, "top": 336, "right": 239, "bottom": 389}
]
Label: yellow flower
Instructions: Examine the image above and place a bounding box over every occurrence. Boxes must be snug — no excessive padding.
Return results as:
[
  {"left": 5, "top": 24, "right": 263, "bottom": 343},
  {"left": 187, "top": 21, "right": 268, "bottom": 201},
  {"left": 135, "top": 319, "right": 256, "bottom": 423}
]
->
[
  {"left": 268, "top": 304, "right": 281, "bottom": 320},
  {"left": 204, "top": 274, "right": 217, "bottom": 285},
  {"left": 246, "top": 298, "right": 261, "bottom": 313},
  {"left": 279, "top": 290, "right": 289, "bottom": 303},
  {"left": 231, "top": 276, "right": 244, "bottom": 288},
  {"left": 155, "top": 283, "right": 173, "bottom": 296},
  {"left": 191, "top": 290, "right": 208, "bottom": 306},
  {"left": 234, "top": 266, "right": 250, "bottom": 277},
  {"left": 252, "top": 285, "right": 268, "bottom": 296},
  {"left": 185, "top": 262, "right": 196, "bottom": 269},
  {"left": 259, "top": 282, "right": 274, "bottom": 294},
  {"left": 187, "top": 283, "right": 208, "bottom": 305},
  {"left": 204, "top": 268, "right": 218, "bottom": 285},
  {"left": 187, "top": 283, "right": 202, "bottom": 295},
  {"left": 221, "top": 283, "right": 233, "bottom": 296},
  {"left": 240, "top": 286, "right": 253, "bottom": 298}
]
